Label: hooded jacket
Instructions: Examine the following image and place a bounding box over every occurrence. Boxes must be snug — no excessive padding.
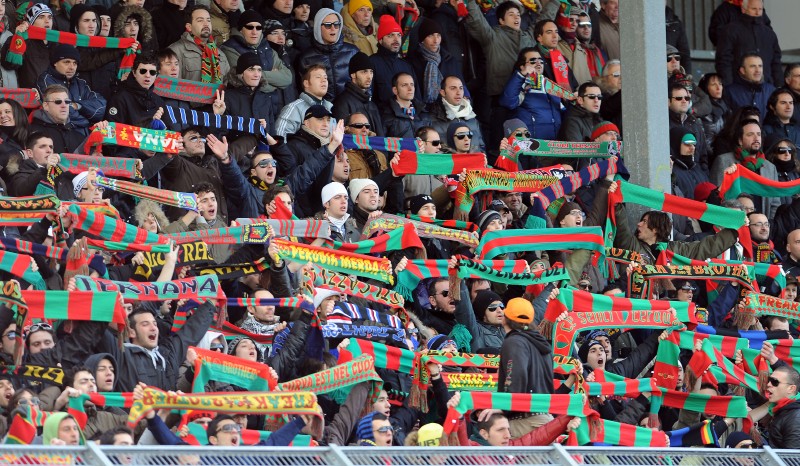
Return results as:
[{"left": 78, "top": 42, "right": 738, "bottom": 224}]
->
[
  {"left": 35, "top": 65, "right": 106, "bottom": 129},
  {"left": 43, "top": 413, "right": 86, "bottom": 446},
  {"left": 499, "top": 326, "right": 553, "bottom": 395},
  {"left": 297, "top": 8, "right": 360, "bottom": 101},
  {"left": 220, "top": 34, "right": 293, "bottom": 94},
  {"left": 85, "top": 352, "right": 119, "bottom": 391},
  {"left": 499, "top": 70, "right": 563, "bottom": 141},
  {"left": 29, "top": 108, "right": 89, "bottom": 155},
  {"left": 112, "top": 5, "right": 158, "bottom": 53},
  {"left": 341, "top": 8, "right": 378, "bottom": 55},
  {"left": 223, "top": 69, "right": 275, "bottom": 136},
  {"left": 105, "top": 73, "right": 166, "bottom": 126}
]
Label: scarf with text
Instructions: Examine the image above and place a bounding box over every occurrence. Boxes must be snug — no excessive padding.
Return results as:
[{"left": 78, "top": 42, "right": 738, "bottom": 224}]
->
[
  {"left": 455, "top": 170, "right": 558, "bottom": 214},
  {"left": 133, "top": 240, "right": 215, "bottom": 280},
  {"left": 163, "top": 223, "right": 274, "bottom": 245},
  {"left": 58, "top": 153, "right": 141, "bottom": 179},
  {"left": 410, "top": 352, "right": 499, "bottom": 411},
  {"left": 395, "top": 258, "right": 528, "bottom": 300},
  {"left": 68, "top": 204, "right": 168, "bottom": 244},
  {"left": 524, "top": 72, "right": 576, "bottom": 100},
  {"left": 342, "top": 135, "right": 419, "bottom": 153},
  {"left": 475, "top": 227, "right": 605, "bottom": 265},
  {"left": 0, "top": 195, "right": 59, "bottom": 226},
  {"left": 0, "top": 249, "right": 45, "bottom": 289},
  {"left": 153, "top": 75, "right": 223, "bottom": 104},
  {"left": 84, "top": 122, "right": 181, "bottom": 155},
  {"left": 0, "top": 364, "right": 64, "bottom": 386},
  {"left": 0, "top": 88, "right": 40, "bottom": 108},
  {"left": 6, "top": 27, "right": 135, "bottom": 78},
  {"left": 547, "top": 48, "right": 572, "bottom": 88},
  {"left": 657, "top": 249, "right": 786, "bottom": 293},
  {"left": 191, "top": 346, "right": 276, "bottom": 392},
  {"left": 742, "top": 292, "right": 800, "bottom": 320},
  {"left": 628, "top": 263, "right": 756, "bottom": 299},
  {"left": 165, "top": 105, "right": 267, "bottom": 137},
  {"left": 406, "top": 214, "right": 478, "bottom": 232},
  {"left": 304, "top": 266, "right": 404, "bottom": 309},
  {"left": 234, "top": 218, "right": 331, "bottom": 240},
  {"left": 277, "top": 354, "right": 382, "bottom": 406},
  {"left": 720, "top": 164, "right": 800, "bottom": 200},
  {"left": 522, "top": 138, "right": 620, "bottom": 160},
  {"left": 95, "top": 175, "right": 198, "bottom": 211},
  {"left": 392, "top": 150, "right": 486, "bottom": 176},
  {"left": 274, "top": 238, "right": 393, "bottom": 284},
  {"left": 72, "top": 274, "right": 224, "bottom": 304},
  {"left": 128, "top": 388, "right": 320, "bottom": 428},
  {"left": 194, "top": 258, "right": 269, "bottom": 280},
  {"left": 362, "top": 214, "right": 479, "bottom": 249},
  {"left": 442, "top": 372, "right": 497, "bottom": 391}
]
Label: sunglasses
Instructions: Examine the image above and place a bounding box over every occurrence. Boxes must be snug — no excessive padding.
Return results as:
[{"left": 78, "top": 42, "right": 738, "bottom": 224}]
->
[
  {"left": 188, "top": 136, "right": 207, "bottom": 143},
  {"left": 46, "top": 99, "right": 72, "bottom": 105},
  {"left": 527, "top": 58, "right": 544, "bottom": 64},
  {"left": 579, "top": 283, "right": 593, "bottom": 291},
  {"left": 2, "top": 331, "right": 15, "bottom": 339},
  {"left": 577, "top": 22, "right": 592, "bottom": 27},
  {"left": 777, "top": 147, "right": 795, "bottom": 154},
  {"left": 514, "top": 131, "right": 531, "bottom": 139},
  {"left": 768, "top": 376, "right": 793, "bottom": 387},
  {"left": 426, "top": 140, "right": 441, "bottom": 146},
  {"left": 348, "top": 123, "right": 371, "bottom": 129},
  {"left": 321, "top": 21, "right": 341, "bottom": 29},
  {"left": 255, "top": 158, "right": 277, "bottom": 168},
  {"left": 138, "top": 68, "right": 158, "bottom": 76},
  {"left": 375, "top": 426, "right": 394, "bottom": 434},
  {"left": 24, "top": 322, "right": 53, "bottom": 339},
  {"left": 671, "top": 95, "right": 691, "bottom": 101},
  {"left": 667, "top": 54, "right": 681, "bottom": 62},
  {"left": 454, "top": 132, "right": 473, "bottom": 140},
  {"left": 487, "top": 303, "right": 505, "bottom": 310},
  {"left": 581, "top": 94, "right": 602, "bottom": 100},
  {"left": 210, "top": 344, "right": 225, "bottom": 351},
  {"left": 436, "top": 290, "right": 450, "bottom": 298},
  {"left": 243, "top": 24, "right": 263, "bottom": 30},
  {"left": 217, "top": 424, "right": 242, "bottom": 434},
  {"left": 737, "top": 442, "right": 756, "bottom": 449}
]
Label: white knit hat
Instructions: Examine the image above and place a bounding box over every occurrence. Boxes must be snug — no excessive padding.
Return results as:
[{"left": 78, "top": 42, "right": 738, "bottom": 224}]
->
[
  {"left": 321, "top": 182, "right": 348, "bottom": 205},
  {"left": 348, "top": 178, "right": 378, "bottom": 202},
  {"left": 72, "top": 170, "right": 103, "bottom": 198},
  {"left": 313, "top": 288, "right": 340, "bottom": 309}
]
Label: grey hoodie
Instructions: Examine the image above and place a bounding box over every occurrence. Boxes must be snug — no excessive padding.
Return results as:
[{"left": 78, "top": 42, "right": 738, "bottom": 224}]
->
[{"left": 313, "top": 8, "right": 343, "bottom": 45}]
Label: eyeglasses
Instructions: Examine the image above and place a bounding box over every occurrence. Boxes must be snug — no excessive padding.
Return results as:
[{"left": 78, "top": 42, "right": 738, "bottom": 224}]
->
[
  {"left": 255, "top": 158, "right": 277, "bottom": 168},
  {"left": 487, "top": 303, "right": 505, "bottom": 310},
  {"left": 752, "top": 222, "right": 770, "bottom": 228},
  {"left": 243, "top": 24, "right": 263, "bottom": 30},
  {"left": 82, "top": 185, "right": 105, "bottom": 192},
  {"left": 188, "top": 136, "right": 207, "bottom": 143},
  {"left": 375, "top": 426, "right": 394, "bottom": 434},
  {"left": 581, "top": 94, "right": 603, "bottom": 100},
  {"left": 210, "top": 344, "right": 225, "bottom": 351},
  {"left": 608, "top": 72, "right": 621, "bottom": 78},
  {"left": 138, "top": 68, "right": 158, "bottom": 76},
  {"left": 435, "top": 290, "right": 450, "bottom": 298},
  {"left": 321, "top": 21, "right": 341, "bottom": 29},
  {"left": 777, "top": 147, "right": 795, "bottom": 154},
  {"left": 46, "top": 99, "right": 72, "bottom": 105},
  {"left": 671, "top": 95, "right": 691, "bottom": 101},
  {"left": 568, "top": 209, "right": 585, "bottom": 218},
  {"left": 454, "top": 132, "right": 473, "bottom": 140},
  {"left": 527, "top": 58, "right": 544, "bottom": 64},
  {"left": 768, "top": 376, "right": 793, "bottom": 387},
  {"left": 2, "top": 331, "right": 15, "bottom": 339},
  {"left": 348, "top": 123, "right": 371, "bottom": 129},
  {"left": 426, "top": 140, "right": 441, "bottom": 147},
  {"left": 514, "top": 131, "right": 531, "bottom": 139},
  {"left": 217, "top": 423, "right": 242, "bottom": 434},
  {"left": 667, "top": 54, "right": 681, "bottom": 62}
]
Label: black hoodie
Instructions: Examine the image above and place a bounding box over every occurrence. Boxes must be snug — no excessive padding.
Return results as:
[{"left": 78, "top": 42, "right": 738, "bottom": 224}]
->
[
  {"left": 499, "top": 328, "right": 553, "bottom": 395},
  {"left": 85, "top": 352, "right": 119, "bottom": 392}
]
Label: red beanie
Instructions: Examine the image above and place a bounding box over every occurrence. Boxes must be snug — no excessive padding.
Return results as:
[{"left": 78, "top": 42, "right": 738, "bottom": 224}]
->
[
  {"left": 377, "top": 14, "right": 402, "bottom": 41},
  {"left": 590, "top": 121, "right": 620, "bottom": 141}
]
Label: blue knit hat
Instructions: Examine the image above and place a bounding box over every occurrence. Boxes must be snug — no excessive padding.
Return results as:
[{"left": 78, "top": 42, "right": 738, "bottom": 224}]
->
[
  {"left": 427, "top": 334, "right": 455, "bottom": 351},
  {"left": 356, "top": 412, "right": 378, "bottom": 442}
]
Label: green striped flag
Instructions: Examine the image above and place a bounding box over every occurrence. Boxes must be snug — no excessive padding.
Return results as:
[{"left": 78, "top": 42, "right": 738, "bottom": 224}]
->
[
  {"left": 720, "top": 165, "right": 800, "bottom": 200},
  {"left": 20, "top": 290, "right": 126, "bottom": 326},
  {"left": 339, "top": 339, "right": 416, "bottom": 374},
  {"left": 0, "top": 250, "right": 46, "bottom": 290}
]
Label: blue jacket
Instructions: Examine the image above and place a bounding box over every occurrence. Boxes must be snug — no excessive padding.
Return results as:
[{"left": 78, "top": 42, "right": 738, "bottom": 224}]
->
[
  {"left": 499, "top": 70, "right": 563, "bottom": 141},
  {"left": 723, "top": 76, "right": 775, "bottom": 118},
  {"left": 369, "top": 45, "right": 417, "bottom": 106},
  {"left": 35, "top": 66, "right": 106, "bottom": 129}
]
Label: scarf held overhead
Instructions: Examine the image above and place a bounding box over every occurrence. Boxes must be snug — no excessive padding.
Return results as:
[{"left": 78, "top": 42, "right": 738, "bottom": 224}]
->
[
  {"left": 361, "top": 214, "right": 479, "bottom": 248},
  {"left": 152, "top": 76, "right": 223, "bottom": 104},
  {"left": 455, "top": 170, "right": 558, "bottom": 214},
  {"left": 0, "top": 195, "right": 59, "bottom": 226},
  {"left": 0, "top": 88, "right": 40, "bottom": 108},
  {"left": 72, "top": 274, "right": 225, "bottom": 303},
  {"left": 274, "top": 238, "right": 394, "bottom": 284},
  {"left": 84, "top": 122, "right": 181, "bottom": 155},
  {"left": 59, "top": 153, "right": 141, "bottom": 179},
  {"left": 95, "top": 176, "right": 198, "bottom": 211},
  {"left": 166, "top": 105, "right": 267, "bottom": 137},
  {"left": 719, "top": 165, "right": 800, "bottom": 200},
  {"left": 392, "top": 150, "right": 487, "bottom": 176}
]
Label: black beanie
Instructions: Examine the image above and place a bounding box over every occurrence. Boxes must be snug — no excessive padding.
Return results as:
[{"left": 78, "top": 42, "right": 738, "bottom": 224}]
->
[
  {"left": 348, "top": 51, "right": 373, "bottom": 75},
  {"left": 417, "top": 17, "right": 441, "bottom": 42},
  {"left": 236, "top": 52, "right": 262, "bottom": 74},
  {"left": 50, "top": 44, "right": 80, "bottom": 65},
  {"left": 473, "top": 289, "right": 502, "bottom": 322},
  {"left": 69, "top": 4, "right": 95, "bottom": 34},
  {"left": 237, "top": 9, "right": 264, "bottom": 30}
]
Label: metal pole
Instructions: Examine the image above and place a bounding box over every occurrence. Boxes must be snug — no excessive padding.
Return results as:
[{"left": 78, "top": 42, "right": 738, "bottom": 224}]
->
[
  {"left": 762, "top": 446, "right": 789, "bottom": 466},
  {"left": 552, "top": 443, "right": 581, "bottom": 466},
  {"left": 327, "top": 444, "right": 358, "bottom": 466},
  {"left": 85, "top": 442, "right": 115, "bottom": 466}
]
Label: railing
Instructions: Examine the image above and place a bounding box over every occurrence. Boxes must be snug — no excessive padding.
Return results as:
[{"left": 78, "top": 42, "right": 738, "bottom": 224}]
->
[{"left": 2, "top": 445, "right": 800, "bottom": 465}]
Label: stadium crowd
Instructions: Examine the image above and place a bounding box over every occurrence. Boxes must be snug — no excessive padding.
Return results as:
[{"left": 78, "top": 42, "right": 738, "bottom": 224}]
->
[{"left": 0, "top": 0, "right": 798, "bottom": 456}]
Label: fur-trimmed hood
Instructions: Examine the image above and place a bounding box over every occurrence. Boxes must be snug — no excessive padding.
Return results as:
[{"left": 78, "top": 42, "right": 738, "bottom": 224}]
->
[
  {"left": 134, "top": 199, "right": 170, "bottom": 231},
  {"left": 112, "top": 5, "right": 154, "bottom": 46}
]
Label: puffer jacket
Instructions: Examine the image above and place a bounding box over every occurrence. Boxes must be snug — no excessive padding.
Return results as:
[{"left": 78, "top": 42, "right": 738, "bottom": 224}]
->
[
  {"left": 221, "top": 33, "right": 293, "bottom": 94},
  {"left": 341, "top": 8, "right": 378, "bottom": 55},
  {"left": 223, "top": 69, "right": 275, "bottom": 135},
  {"left": 168, "top": 32, "right": 231, "bottom": 83},
  {"left": 35, "top": 66, "right": 106, "bottom": 129},
  {"left": 297, "top": 8, "right": 359, "bottom": 101},
  {"left": 112, "top": 5, "right": 158, "bottom": 53},
  {"left": 368, "top": 44, "right": 416, "bottom": 106},
  {"left": 274, "top": 92, "right": 332, "bottom": 138},
  {"left": 769, "top": 401, "right": 800, "bottom": 449},
  {"left": 499, "top": 70, "right": 563, "bottom": 141}
]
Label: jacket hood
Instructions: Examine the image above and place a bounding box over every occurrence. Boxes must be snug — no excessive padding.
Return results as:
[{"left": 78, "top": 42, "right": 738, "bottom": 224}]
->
[
  {"left": 313, "top": 8, "right": 342, "bottom": 45},
  {"left": 112, "top": 5, "right": 154, "bottom": 45},
  {"left": 224, "top": 67, "right": 268, "bottom": 89},
  {"left": 134, "top": 199, "right": 170, "bottom": 231},
  {"left": 31, "top": 108, "right": 70, "bottom": 127},
  {"left": 510, "top": 328, "right": 552, "bottom": 355},
  {"left": 85, "top": 352, "right": 119, "bottom": 391},
  {"left": 43, "top": 413, "right": 86, "bottom": 446}
]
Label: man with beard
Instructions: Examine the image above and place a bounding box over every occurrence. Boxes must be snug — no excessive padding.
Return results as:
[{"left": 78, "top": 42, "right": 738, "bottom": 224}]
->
[
  {"left": 333, "top": 53, "right": 384, "bottom": 135},
  {"left": 349, "top": 178, "right": 381, "bottom": 232},
  {"left": 168, "top": 6, "right": 231, "bottom": 83},
  {"left": 748, "top": 212, "right": 781, "bottom": 264},
  {"left": 369, "top": 15, "right": 415, "bottom": 106},
  {"left": 419, "top": 277, "right": 458, "bottom": 335},
  {"left": 711, "top": 120, "right": 780, "bottom": 219}
]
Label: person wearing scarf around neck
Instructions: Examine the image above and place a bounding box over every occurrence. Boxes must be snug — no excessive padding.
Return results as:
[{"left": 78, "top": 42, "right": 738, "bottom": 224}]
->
[
  {"left": 764, "top": 135, "right": 800, "bottom": 206},
  {"left": 168, "top": 5, "right": 230, "bottom": 84},
  {"left": 428, "top": 76, "right": 484, "bottom": 153},
  {"left": 318, "top": 181, "right": 359, "bottom": 243},
  {"left": 748, "top": 365, "right": 800, "bottom": 448},
  {"left": 406, "top": 18, "right": 463, "bottom": 108}
]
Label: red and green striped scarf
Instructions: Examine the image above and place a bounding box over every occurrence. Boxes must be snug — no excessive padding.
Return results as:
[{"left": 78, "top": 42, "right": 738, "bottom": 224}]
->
[
  {"left": 742, "top": 291, "right": 800, "bottom": 320},
  {"left": 305, "top": 266, "right": 404, "bottom": 309},
  {"left": 67, "top": 392, "right": 133, "bottom": 429},
  {"left": 330, "top": 223, "right": 424, "bottom": 258},
  {"left": 362, "top": 214, "right": 479, "bottom": 248},
  {"left": 395, "top": 258, "right": 529, "bottom": 300},
  {"left": 68, "top": 204, "right": 168, "bottom": 245},
  {"left": 84, "top": 122, "right": 181, "bottom": 155},
  {"left": 72, "top": 274, "right": 224, "bottom": 304},
  {"left": 406, "top": 214, "right": 478, "bottom": 232},
  {"left": 628, "top": 263, "right": 756, "bottom": 299},
  {"left": 606, "top": 180, "right": 745, "bottom": 250},
  {"left": 86, "top": 239, "right": 170, "bottom": 254},
  {"left": 0, "top": 195, "right": 59, "bottom": 226},
  {"left": 455, "top": 170, "right": 558, "bottom": 214},
  {"left": 164, "top": 223, "right": 274, "bottom": 245},
  {"left": 152, "top": 75, "right": 222, "bottom": 104},
  {"left": 20, "top": 290, "right": 126, "bottom": 329},
  {"left": 0, "top": 88, "right": 40, "bottom": 108},
  {"left": 191, "top": 346, "right": 276, "bottom": 392},
  {"left": 274, "top": 237, "right": 394, "bottom": 284},
  {"left": 338, "top": 338, "right": 416, "bottom": 374},
  {"left": 523, "top": 72, "right": 577, "bottom": 100},
  {"left": 234, "top": 218, "right": 331, "bottom": 240},
  {"left": 720, "top": 164, "right": 800, "bottom": 200},
  {"left": 392, "top": 150, "right": 486, "bottom": 176},
  {"left": 474, "top": 227, "right": 605, "bottom": 266},
  {"left": 6, "top": 27, "right": 136, "bottom": 78},
  {"left": 59, "top": 153, "right": 141, "bottom": 179},
  {"left": 521, "top": 138, "right": 620, "bottom": 159},
  {"left": 0, "top": 249, "right": 46, "bottom": 290},
  {"left": 583, "top": 369, "right": 657, "bottom": 397},
  {"left": 0, "top": 237, "right": 67, "bottom": 261},
  {"left": 410, "top": 351, "right": 500, "bottom": 411},
  {"left": 658, "top": 250, "right": 786, "bottom": 294},
  {"left": 64, "top": 202, "right": 120, "bottom": 219},
  {"left": 342, "top": 135, "right": 419, "bottom": 152},
  {"left": 5, "top": 404, "right": 42, "bottom": 444},
  {"left": 95, "top": 175, "right": 197, "bottom": 211}
]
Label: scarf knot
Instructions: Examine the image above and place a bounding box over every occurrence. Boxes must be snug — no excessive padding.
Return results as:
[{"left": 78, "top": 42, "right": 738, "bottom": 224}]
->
[
  {"left": 735, "top": 147, "right": 766, "bottom": 172},
  {"left": 192, "top": 35, "right": 222, "bottom": 83}
]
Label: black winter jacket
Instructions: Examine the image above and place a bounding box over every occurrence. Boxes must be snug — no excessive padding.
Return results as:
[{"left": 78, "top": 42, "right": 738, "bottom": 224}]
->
[
  {"left": 223, "top": 71, "right": 275, "bottom": 137},
  {"left": 665, "top": 6, "right": 691, "bottom": 74},
  {"left": 28, "top": 109, "right": 89, "bottom": 155},
  {"left": 406, "top": 46, "right": 464, "bottom": 106},
  {"left": 769, "top": 401, "right": 800, "bottom": 449},
  {"left": 715, "top": 14, "right": 782, "bottom": 86},
  {"left": 381, "top": 99, "right": 427, "bottom": 139},
  {"left": 105, "top": 74, "right": 166, "bottom": 125},
  {"left": 668, "top": 110, "right": 710, "bottom": 173},
  {"left": 1, "top": 38, "right": 50, "bottom": 88},
  {"left": 296, "top": 17, "right": 359, "bottom": 102},
  {"left": 278, "top": 129, "right": 335, "bottom": 218},
  {"left": 369, "top": 46, "right": 416, "bottom": 106},
  {"left": 499, "top": 328, "right": 553, "bottom": 394},
  {"left": 558, "top": 104, "right": 602, "bottom": 142},
  {"left": 671, "top": 156, "right": 710, "bottom": 203},
  {"left": 332, "top": 82, "right": 385, "bottom": 136}
]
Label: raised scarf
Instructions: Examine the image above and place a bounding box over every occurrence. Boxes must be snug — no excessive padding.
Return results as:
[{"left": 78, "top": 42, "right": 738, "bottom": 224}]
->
[
  {"left": 277, "top": 354, "right": 382, "bottom": 404},
  {"left": 338, "top": 338, "right": 416, "bottom": 374},
  {"left": 720, "top": 164, "right": 800, "bottom": 200},
  {"left": 95, "top": 175, "right": 198, "bottom": 211},
  {"left": 127, "top": 388, "right": 320, "bottom": 428},
  {"left": 442, "top": 373, "right": 497, "bottom": 391},
  {"left": 410, "top": 352, "right": 500, "bottom": 411},
  {"left": 153, "top": 75, "right": 222, "bottom": 104},
  {"left": 330, "top": 301, "right": 405, "bottom": 328},
  {"left": 475, "top": 227, "right": 605, "bottom": 265},
  {"left": 455, "top": 170, "right": 558, "bottom": 214},
  {"left": 83, "top": 122, "right": 181, "bottom": 155},
  {"left": 6, "top": 26, "right": 136, "bottom": 78},
  {"left": 72, "top": 274, "right": 225, "bottom": 304},
  {"left": 741, "top": 291, "right": 800, "bottom": 320},
  {"left": 304, "top": 266, "right": 404, "bottom": 309},
  {"left": 68, "top": 204, "right": 169, "bottom": 245},
  {"left": 628, "top": 263, "right": 756, "bottom": 299},
  {"left": 522, "top": 139, "right": 621, "bottom": 159},
  {"left": 547, "top": 48, "right": 571, "bottom": 88},
  {"left": 529, "top": 158, "right": 623, "bottom": 218},
  {"left": 524, "top": 72, "right": 576, "bottom": 100},
  {"left": 59, "top": 153, "right": 141, "bottom": 179},
  {"left": 321, "top": 322, "right": 406, "bottom": 343},
  {"left": 392, "top": 150, "right": 486, "bottom": 176},
  {"left": 0, "top": 249, "right": 46, "bottom": 290},
  {"left": 194, "top": 258, "right": 269, "bottom": 280},
  {"left": 0, "top": 364, "right": 64, "bottom": 386},
  {"left": 0, "top": 88, "right": 40, "bottom": 108},
  {"left": 734, "top": 147, "right": 766, "bottom": 172},
  {"left": 0, "top": 195, "right": 59, "bottom": 226},
  {"left": 686, "top": 338, "right": 760, "bottom": 393},
  {"left": 419, "top": 46, "right": 443, "bottom": 104},
  {"left": 166, "top": 105, "right": 267, "bottom": 137},
  {"left": 329, "top": 223, "right": 425, "bottom": 259},
  {"left": 132, "top": 240, "right": 215, "bottom": 280},
  {"left": 273, "top": 237, "right": 394, "bottom": 284},
  {"left": 193, "top": 35, "right": 222, "bottom": 83},
  {"left": 19, "top": 290, "right": 126, "bottom": 326},
  {"left": 5, "top": 404, "right": 45, "bottom": 445},
  {"left": 406, "top": 214, "right": 478, "bottom": 232},
  {"left": 342, "top": 135, "right": 420, "bottom": 153},
  {"left": 191, "top": 346, "right": 276, "bottom": 392},
  {"left": 2, "top": 280, "right": 28, "bottom": 365},
  {"left": 657, "top": 249, "right": 786, "bottom": 293},
  {"left": 67, "top": 393, "right": 133, "bottom": 429},
  {"left": 234, "top": 218, "right": 331, "bottom": 240},
  {"left": 163, "top": 223, "right": 274, "bottom": 245},
  {"left": 361, "top": 214, "right": 479, "bottom": 249}
]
